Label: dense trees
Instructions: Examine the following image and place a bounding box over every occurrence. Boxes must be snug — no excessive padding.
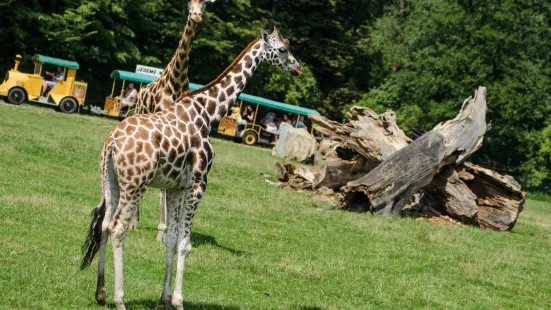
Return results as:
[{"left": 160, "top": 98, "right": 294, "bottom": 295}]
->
[{"left": 0, "top": 0, "right": 549, "bottom": 190}]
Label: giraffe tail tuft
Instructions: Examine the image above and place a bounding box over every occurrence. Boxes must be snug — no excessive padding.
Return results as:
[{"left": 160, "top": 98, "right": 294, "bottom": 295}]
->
[{"left": 80, "top": 198, "right": 106, "bottom": 270}]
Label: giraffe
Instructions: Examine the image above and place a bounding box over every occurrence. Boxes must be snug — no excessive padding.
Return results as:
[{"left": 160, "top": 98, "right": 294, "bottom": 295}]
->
[
  {"left": 130, "top": 0, "right": 216, "bottom": 240},
  {"left": 80, "top": 25, "right": 303, "bottom": 310}
]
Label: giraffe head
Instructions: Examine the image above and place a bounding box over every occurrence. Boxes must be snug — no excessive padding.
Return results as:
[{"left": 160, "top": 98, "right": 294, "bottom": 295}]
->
[
  {"left": 188, "top": 0, "right": 215, "bottom": 23},
  {"left": 261, "top": 25, "right": 304, "bottom": 76}
]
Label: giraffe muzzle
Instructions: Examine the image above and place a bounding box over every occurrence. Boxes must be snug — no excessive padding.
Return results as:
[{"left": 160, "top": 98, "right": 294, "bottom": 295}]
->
[
  {"left": 291, "top": 64, "right": 304, "bottom": 76},
  {"left": 192, "top": 15, "right": 203, "bottom": 23}
]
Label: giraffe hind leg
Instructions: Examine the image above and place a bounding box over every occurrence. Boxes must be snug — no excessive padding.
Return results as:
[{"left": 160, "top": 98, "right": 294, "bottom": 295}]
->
[
  {"left": 110, "top": 186, "right": 147, "bottom": 310},
  {"left": 95, "top": 155, "right": 120, "bottom": 305},
  {"left": 161, "top": 189, "right": 183, "bottom": 310}
]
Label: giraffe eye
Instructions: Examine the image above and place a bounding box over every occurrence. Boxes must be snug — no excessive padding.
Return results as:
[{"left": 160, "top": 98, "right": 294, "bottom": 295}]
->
[{"left": 278, "top": 47, "right": 287, "bottom": 53}]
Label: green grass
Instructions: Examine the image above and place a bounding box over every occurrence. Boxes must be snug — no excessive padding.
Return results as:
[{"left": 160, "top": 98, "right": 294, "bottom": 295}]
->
[
  {"left": 0, "top": 102, "right": 550, "bottom": 310},
  {"left": 527, "top": 192, "right": 551, "bottom": 203}
]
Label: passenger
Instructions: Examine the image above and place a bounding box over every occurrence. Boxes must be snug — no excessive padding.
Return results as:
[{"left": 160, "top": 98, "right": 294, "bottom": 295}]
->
[
  {"left": 261, "top": 111, "right": 277, "bottom": 126},
  {"left": 229, "top": 107, "right": 246, "bottom": 125},
  {"left": 282, "top": 114, "right": 293, "bottom": 125},
  {"left": 265, "top": 120, "right": 278, "bottom": 134},
  {"left": 119, "top": 82, "right": 138, "bottom": 117},
  {"left": 292, "top": 115, "right": 307, "bottom": 129},
  {"left": 41, "top": 66, "right": 64, "bottom": 96},
  {"left": 242, "top": 105, "right": 255, "bottom": 123}
]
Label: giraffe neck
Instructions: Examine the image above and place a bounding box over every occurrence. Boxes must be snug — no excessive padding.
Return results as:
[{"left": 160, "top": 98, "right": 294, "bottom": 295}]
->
[
  {"left": 187, "top": 38, "right": 265, "bottom": 126},
  {"left": 161, "top": 15, "right": 197, "bottom": 96}
]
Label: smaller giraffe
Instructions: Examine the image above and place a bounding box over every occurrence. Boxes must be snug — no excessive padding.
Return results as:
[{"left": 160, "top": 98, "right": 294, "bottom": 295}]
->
[{"left": 81, "top": 25, "right": 303, "bottom": 310}]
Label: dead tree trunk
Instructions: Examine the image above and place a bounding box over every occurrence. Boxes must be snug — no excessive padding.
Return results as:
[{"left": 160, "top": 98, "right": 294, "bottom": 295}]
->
[
  {"left": 275, "top": 87, "right": 525, "bottom": 231},
  {"left": 342, "top": 87, "right": 488, "bottom": 215}
]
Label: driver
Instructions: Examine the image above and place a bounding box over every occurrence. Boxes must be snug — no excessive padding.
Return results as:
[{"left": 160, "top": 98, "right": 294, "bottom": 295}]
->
[{"left": 41, "top": 66, "right": 64, "bottom": 96}]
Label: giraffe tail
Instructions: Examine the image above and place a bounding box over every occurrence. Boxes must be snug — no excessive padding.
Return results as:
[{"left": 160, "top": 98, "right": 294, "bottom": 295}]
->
[
  {"left": 80, "top": 144, "right": 112, "bottom": 270},
  {"left": 80, "top": 198, "right": 106, "bottom": 270}
]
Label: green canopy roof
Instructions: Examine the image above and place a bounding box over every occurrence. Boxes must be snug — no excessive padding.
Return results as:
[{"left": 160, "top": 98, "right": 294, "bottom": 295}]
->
[
  {"left": 110, "top": 70, "right": 158, "bottom": 84},
  {"left": 189, "top": 83, "right": 320, "bottom": 116},
  {"left": 33, "top": 54, "right": 80, "bottom": 69}
]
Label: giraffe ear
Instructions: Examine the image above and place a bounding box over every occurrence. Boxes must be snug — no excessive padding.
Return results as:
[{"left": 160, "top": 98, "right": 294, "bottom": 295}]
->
[{"left": 262, "top": 31, "right": 270, "bottom": 44}]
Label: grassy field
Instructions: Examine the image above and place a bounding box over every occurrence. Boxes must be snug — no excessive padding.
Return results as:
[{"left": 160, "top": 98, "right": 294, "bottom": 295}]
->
[{"left": 0, "top": 102, "right": 550, "bottom": 310}]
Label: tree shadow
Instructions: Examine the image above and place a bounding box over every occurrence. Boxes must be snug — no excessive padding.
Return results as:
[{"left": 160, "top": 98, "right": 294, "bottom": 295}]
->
[
  {"left": 107, "top": 299, "right": 240, "bottom": 310},
  {"left": 192, "top": 232, "right": 246, "bottom": 256}
]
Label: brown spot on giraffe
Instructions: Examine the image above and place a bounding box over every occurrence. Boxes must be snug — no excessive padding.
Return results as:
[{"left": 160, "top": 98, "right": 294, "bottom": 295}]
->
[
  {"left": 233, "top": 75, "right": 243, "bottom": 85},
  {"left": 196, "top": 97, "right": 206, "bottom": 106},
  {"left": 208, "top": 86, "right": 218, "bottom": 98},
  {"left": 231, "top": 63, "right": 242, "bottom": 74},
  {"left": 220, "top": 76, "right": 231, "bottom": 89},
  {"left": 244, "top": 55, "right": 253, "bottom": 69},
  {"left": 226, "top": 86, "right": 234, "bottom": 97},
  {"left": 206, "top": 100, "right": 217, "bottom": 115}
]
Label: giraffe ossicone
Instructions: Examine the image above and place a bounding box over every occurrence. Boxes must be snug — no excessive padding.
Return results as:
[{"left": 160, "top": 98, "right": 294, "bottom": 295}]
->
[{"left": 81, "top": 25, "right": 303, "bottom": 310}]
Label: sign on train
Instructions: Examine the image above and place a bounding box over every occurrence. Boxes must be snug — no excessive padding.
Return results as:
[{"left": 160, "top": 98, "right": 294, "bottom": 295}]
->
[{"left": 135, "top": 65, "right": 162, "bottom": 77}]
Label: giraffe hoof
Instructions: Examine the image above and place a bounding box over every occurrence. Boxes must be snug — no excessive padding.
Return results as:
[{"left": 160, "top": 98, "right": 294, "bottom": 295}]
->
[
  {"left": 95, "top": 289, "right": 106, "bottom": 306},
  {"left": 157, "top": 231, "right": 166, "bottom": 243},
  {"left": 128, "top": 221, "right": 139, "bottom": 230}
]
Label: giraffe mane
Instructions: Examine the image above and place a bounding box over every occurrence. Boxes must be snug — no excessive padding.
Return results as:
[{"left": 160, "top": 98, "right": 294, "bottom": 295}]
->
[{"left": 181, "top": 37, "right": 262, "bottom": 98}]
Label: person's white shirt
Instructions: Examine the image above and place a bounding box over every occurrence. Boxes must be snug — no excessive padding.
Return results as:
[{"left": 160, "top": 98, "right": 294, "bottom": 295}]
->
[{"left": 121, "top": 88, "right": 137, "bottom": 107}]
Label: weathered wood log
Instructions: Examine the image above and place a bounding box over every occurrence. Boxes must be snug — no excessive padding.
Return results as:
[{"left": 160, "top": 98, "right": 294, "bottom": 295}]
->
[
  {"left": 309, "top": 107, "right": 412, "bottom": 189},
  {"left": 407, "top": 163, "right": 526, "bottom": 230},
  {"left": 425, "top": 166, "right": 478, "bottom": 223},
  {"left": 342, "top": 87, "right": 488, "bottom": 215},
  {"left": 461, "top": 163, "right": 526, "bottom": 231},
  {"left": 310, "top": 107, "right": 411, "bottom": 165},
  {"left": 275, "top": 162, "right": 317, "bottom": 190},
  {"left": 275, "top": 86, "right": 525, "bottom": 231}
]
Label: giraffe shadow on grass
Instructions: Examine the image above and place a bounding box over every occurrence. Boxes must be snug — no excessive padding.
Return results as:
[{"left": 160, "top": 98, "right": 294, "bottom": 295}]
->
[
  {"left": 192, "top": 232, "right": 246, "bottom": 256},
  {"left": 138, "top": 229, "right": 245, "bottom": 257}
]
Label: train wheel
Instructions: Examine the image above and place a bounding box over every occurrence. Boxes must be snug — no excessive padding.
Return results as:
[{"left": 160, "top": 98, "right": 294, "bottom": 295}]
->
[
  {"left": 242, "top": 131, "right": 258, "bottom": 145},
  {"left": 7, "top": 88, "right": 26, "bottom": 105},
  {"left": 59, "top": 97, "right": 78, "bottom": 114}
]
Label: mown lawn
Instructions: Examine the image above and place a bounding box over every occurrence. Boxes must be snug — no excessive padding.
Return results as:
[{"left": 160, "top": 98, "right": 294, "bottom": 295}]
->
[{"left": 0, "top": 102, "right": 550, "bottom": 310}]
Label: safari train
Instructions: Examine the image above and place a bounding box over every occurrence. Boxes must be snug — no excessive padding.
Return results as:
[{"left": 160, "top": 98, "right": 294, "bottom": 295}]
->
[{"left": 0, "top": 54, "right": 320, "bottom": 146}]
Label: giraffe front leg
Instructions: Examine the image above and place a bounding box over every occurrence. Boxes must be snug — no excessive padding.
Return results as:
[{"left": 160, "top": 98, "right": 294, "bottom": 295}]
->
[
  {"left": 172, "top": 180, "right": 206, "bottom": 310},
  {"left": 161, "top": 189, "right": 183, "bottom": 310},
  {"left": 157, "top": 189, "right": 168, "bottom": 242}
]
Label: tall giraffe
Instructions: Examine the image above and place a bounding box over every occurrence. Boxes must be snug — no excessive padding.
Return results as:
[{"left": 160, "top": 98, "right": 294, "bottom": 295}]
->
[
  {"left": 135, "top": 0, "right": 216, "bottom": 114},
  {"left": 80, "top": 25, "right": 303, "bottom": 310},
  {"left": 131, "top": 0, "right": 216, "bottom": 239}
]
